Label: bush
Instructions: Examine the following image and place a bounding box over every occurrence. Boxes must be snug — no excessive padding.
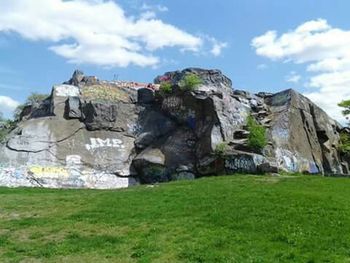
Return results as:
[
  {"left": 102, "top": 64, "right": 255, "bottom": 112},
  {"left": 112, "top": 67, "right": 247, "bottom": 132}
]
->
[
  {"left": 246, "top": 115, "right": 267, "bottom": 151},
  {"left": 159, "top": 81, "right": 173, "bottom": 95},
  {"left": 179, "top": 73, "right": 202, "bottom": 91},
  {"left": 214, "top": 142, "right": 228, "bottom": 157},
  {"left": 339, "top": 132, "right": 350, "bottom": 156}
]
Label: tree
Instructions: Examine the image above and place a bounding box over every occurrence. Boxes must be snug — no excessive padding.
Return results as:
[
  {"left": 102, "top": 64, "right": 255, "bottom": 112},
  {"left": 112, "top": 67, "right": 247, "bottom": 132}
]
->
[
  {"left": 339, "top": 132, "right": 350, "bottom": 156},
  {"left": 338, "top": 100, "right": 350, "bottom": 125},
  {"left": 178, "top": 73, "right": 202, "bottom": 91}
]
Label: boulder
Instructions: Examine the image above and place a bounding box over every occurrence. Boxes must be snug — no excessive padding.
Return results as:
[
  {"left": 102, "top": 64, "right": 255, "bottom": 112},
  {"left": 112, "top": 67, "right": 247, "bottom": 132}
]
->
[
  {"left": 65, "top": 96, "right": 81, "bottom": 119},
  {"left": 0, "top": 68, "right": 349, "bottom": 189},
  {"left": 132, "top": 147, "right": 167, "bottom": 183},
  {"left": 138, "top": 88, "right": 155, "bottom": 104},
  {"left": 265, "top": 89, "right": 343, "bottom": 174}
]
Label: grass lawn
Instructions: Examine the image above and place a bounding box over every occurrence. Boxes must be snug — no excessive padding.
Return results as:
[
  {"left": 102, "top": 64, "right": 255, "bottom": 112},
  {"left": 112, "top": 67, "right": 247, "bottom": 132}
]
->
[{"left": 1, "top": 175, "right": 350, "bottom": 262}]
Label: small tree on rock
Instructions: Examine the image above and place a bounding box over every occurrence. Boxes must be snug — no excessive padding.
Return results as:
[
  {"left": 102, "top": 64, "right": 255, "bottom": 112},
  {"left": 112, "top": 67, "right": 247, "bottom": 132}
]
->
[
  {"left": 246, "top": 115, "right": 267, "bottom": 152},
  {"left": 338, "top": 100, "right": 350, "bottom": 125},
  {"left": 178, "top": 73, "right": 202, "bottom": 91}
]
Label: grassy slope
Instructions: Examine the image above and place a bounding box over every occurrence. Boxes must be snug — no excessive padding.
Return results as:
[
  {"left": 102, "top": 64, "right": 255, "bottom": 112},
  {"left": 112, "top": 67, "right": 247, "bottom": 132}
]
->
[{"left": 1, "top": 175, "right": 350, "bottom": 262}]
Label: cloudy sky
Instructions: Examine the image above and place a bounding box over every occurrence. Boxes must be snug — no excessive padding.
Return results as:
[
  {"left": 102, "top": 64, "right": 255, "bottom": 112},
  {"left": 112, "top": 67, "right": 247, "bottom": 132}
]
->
[{"left": 0, "top": 0, "right": 350, "bottom": 123}]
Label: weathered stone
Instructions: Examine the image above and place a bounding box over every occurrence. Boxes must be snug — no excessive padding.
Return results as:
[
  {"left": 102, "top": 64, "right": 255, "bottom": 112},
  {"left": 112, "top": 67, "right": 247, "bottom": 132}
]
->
[
  {"left": 0, "top": 68, "right": 349, "bottom": 189},
  {"left": 137, "top": 88, "right": 155, "bottom": 104},
  {"left": 224, "top": 151, "right": 266, "bottom": 173},
  {"left": 233, "top": 89, "right": 252, "bottom": 99},
  {"left": 174, "top": 171, "right": 195, "bottom": 181},
  {"left": 258, "top": 162, "right": 279, "bottom": 173},
  {"left": 81, "top": 102, "right": 139, "bottom": 134},
  {"left": 234, "top": 129, "right": 250, "bottom": 139},
  {"left": 132, "top": 147, "right": 167, "bottom": 183},
  {"left": 65, "top": 96, "right": 81, "bottom": 119},
  {"left": 256, "top": 92, "right": 273, "bottom": 98},
  {"left": 71, "top": 70, "right": 84, "bottom": 86},
  {"left": 135, "top": 132, "right": 155, "bottom": 150}
]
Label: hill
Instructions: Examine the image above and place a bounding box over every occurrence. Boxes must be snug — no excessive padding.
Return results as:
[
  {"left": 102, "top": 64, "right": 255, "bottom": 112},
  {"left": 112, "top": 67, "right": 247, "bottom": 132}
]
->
[{"left": 1, "top": 175, "right": 350, "bottom": 262}]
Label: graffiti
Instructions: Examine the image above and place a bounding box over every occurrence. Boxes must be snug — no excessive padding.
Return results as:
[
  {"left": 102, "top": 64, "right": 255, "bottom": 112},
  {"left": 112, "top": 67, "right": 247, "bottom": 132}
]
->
[
  {"left": 66, "top": 155, "right": 82, "bottom": 166},
  {"left": 55, "top": 85, "right": 80, "bottom": 97},
  {"left": 309, "top": 162, "right": 319, "bottom": 174},
  {"left": 272, "top": 128, "right": 289, "bottom": 141},
  {"left": 158, "top": 75, "right": 171, "bottom": 82},
  {"left": 0, "top": 167, "right": 23, "bottom": 179},
  {"left": 127, "top": 123, "right": 142, "bottom": 134},
  {"left": 85, "top": 138, "right": 125, "bottom": 151},
  {"left": 28, "top": 166, "right": 69, "bottom": 178},
  {"left": 0, "top": 163, "right": 133, "bottom": 189},
  {"left": 276, "top": 148, "right": 321, "bottom": 173},
  {"left": 162, "top": 96, "right": 182, "bottom": 110},
  {"left": 186, "top": 109, "right": 196, "bottom": 129},
  {"left": 276, "top": 148, "right": 303, "bottom": 172},
  {"left": 225, "top": 156, "right": 255, "bottom": 172}
]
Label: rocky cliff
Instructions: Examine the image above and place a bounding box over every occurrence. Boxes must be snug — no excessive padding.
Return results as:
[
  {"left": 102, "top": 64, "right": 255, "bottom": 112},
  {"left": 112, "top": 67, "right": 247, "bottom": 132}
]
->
[{"left": 1, "top": 68, "right": 349, "bottom": 189}]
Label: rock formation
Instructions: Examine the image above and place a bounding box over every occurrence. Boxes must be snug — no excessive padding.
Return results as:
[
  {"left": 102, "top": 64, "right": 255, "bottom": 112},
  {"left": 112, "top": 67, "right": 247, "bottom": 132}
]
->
[{"left": 0, "top": 68, "right": 349, "bottom": 189}]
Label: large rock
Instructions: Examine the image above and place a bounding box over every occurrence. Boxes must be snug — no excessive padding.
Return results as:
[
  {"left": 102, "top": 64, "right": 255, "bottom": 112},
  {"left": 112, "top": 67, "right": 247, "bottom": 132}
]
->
[
  {"left": 265, "top": 89, "right": 343, "bottom": 174},
  {"left": 0, "top": 69, "right": 349, "bottom": 189}
]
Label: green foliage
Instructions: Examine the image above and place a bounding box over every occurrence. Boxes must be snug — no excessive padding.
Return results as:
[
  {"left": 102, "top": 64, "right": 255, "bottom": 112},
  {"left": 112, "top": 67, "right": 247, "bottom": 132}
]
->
[
  {"left": 214, "top": 142, "right": 228, "bottom": 157},
  {"left": 178, "top": 73, "right": 202, "bottom": 91},
  {"left": 338, "top": 100, "right": 350, "bottom": 117},
  {"left": 246, "top": 115, "right": 267, "bottom": 151},
  {"left": 2, "top": 175, "right": 350, "bottom": 262},
  {"left": 339, "top": 132, "right": 350, "bottom": 155},
  {"left": 159, "top": 81, "right": 173, "bottom": 95}
]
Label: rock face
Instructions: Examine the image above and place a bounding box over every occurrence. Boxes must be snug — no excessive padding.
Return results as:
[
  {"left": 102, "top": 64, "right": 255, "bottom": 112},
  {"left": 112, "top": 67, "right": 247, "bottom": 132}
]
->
[{"left": 0, "top": 68, "right": 349, "bottom": 189}]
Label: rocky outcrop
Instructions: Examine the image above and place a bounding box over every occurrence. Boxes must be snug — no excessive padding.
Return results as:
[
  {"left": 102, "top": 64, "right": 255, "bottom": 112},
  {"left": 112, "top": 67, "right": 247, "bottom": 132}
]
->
[{"left": 0, "top": 68, "right": 349, "bottom": 189}]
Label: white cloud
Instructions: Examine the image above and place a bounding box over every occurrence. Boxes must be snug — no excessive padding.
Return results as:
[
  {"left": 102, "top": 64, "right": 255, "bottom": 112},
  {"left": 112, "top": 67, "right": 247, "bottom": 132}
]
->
[
  {"left": 285, "top": 71, "right": 301, "bottom": 83},
  {"left": 0, "top": 95, "right": 19, "bottom": 118},
  {"left": 203, "top": 36, "right": 227, "bottom": 57},
  {"left": 0, "top": 0, "right": 223, "bottom": 67},
  {"left": 252, "top": 19, "right": 350, "bottom": 123},
  {"left": 141, "top": 3, "right": 168, "bottom": 13},
  {"left": 210, "top": 41, "right": 228, "bottom": 57}
]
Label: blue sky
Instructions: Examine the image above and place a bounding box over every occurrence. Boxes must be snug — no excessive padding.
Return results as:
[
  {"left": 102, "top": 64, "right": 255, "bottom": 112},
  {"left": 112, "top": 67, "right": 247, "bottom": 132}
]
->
[{"left": 1, "top": 0, "right": 350, "bottom": 123}]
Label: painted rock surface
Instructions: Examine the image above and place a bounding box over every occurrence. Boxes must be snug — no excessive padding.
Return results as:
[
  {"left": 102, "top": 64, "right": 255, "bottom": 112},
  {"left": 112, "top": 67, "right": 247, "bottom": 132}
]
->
[{"left": 0, "top": 68, "right": 349, "bottom": 189}]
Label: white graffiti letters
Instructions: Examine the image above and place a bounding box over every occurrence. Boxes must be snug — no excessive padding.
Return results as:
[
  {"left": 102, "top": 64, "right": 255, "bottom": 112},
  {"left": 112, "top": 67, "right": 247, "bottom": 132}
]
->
[{"left": 85, "top": 138, "right": 125, "bottom": 151}]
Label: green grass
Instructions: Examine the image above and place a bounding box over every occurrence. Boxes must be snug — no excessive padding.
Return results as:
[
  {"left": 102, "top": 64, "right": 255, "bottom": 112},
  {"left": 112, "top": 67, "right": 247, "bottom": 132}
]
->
[{"left": 1, "top": 175, "right": 350, "bottom": 262}]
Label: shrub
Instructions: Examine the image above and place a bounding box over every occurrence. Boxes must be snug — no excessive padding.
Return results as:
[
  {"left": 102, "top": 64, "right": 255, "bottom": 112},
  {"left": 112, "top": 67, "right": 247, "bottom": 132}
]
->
[
  {"left": 339, "top": 132, "right": 350, "bottom": 156},
  {"left": 214, "top": 142, "right": 228, "bottom": 157},
  {"left": 178, "top": 73, "right": 202, "bottom": 91},
  {"left": 159, "top": 81, "right": 173, "bottom": 95},
  {"left": 246, "top": 115, "right": 267, "bottom": 151},
  {"left": 338, "top": 100, "right": 350, "bottom": 125}
]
